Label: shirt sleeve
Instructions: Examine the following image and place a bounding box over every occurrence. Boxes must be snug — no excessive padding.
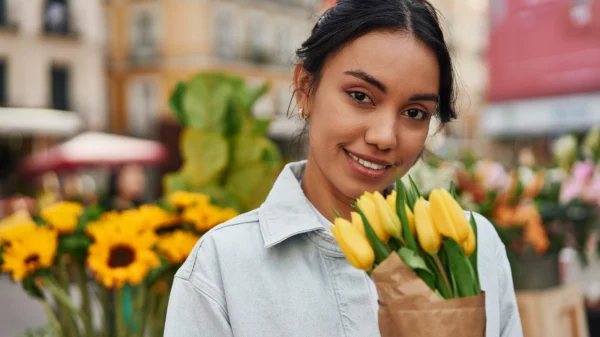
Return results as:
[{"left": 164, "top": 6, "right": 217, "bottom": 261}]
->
[
  {"left": 496, "top": 241, "right": 524, "bottom": 337},
  {"left": 164, "top": 235, "right": 234, "bottom": 337}
]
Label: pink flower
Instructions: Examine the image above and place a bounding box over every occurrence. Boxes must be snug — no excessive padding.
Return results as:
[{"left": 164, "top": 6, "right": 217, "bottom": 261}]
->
[
  {"left": 475, "top": 160, "right": 510, "bottom": 192},
  {"left": 571, "top": 161, "right": 595, "bottom": 182},
  {"left": 560, "top": 178, "right": 586, "bottom": 204}
]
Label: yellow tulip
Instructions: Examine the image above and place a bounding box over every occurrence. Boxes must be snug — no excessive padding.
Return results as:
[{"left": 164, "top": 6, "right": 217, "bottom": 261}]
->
[
  {"left": 350, "top": 212, "right": 365, "bottom": 236},
  {"left": 331, "top": 218, "right": 375, "bottom": 270},
  {"left": 356, "top": 193, "right": 390, "bottom": 243},
  {"left": 405, "top": 204, "right": 416, "bottom": 235},
  {"left": 386, "top": 190, "right": 397, "bottom": 211},
  {"left": 372, "top": 192, "right": 401, "bottom": 239},
  {"left": 414, "top": 198, "right": 442, "bottom": 254},
  {"left": 429, "top": 189, "right": 470, "bottom": 244},
  {"left": 385, "top": 190, "right": 415, "bottom": 235},
  {"left": 463, "top": 224, "right": 476, "bottom": 256}
]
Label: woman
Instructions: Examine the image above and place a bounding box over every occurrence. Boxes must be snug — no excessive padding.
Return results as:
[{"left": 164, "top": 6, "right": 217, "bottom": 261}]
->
[{"left": 164, "top": 1, "right": 523, "bottom": 336}]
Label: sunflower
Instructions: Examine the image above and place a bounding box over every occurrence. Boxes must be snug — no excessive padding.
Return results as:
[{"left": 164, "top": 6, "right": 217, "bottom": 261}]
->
[
  {"left": 40, "top": 201, "right": 84, "bottom": 234},
  {"left": 137, "top": 205, "right": 180, "bottom": 231},
  {"left": 86, "top": 210, "right": 146, "bottom": 240},
  {"left": 1, "top": 227, "right": 58, "bottom": 281},
  {"left": 157, "top": 230, "right": 200, "bottom": 264},
  {"left": 182, "top": 204, "right": 238, "bottom": 232},
  {"left": 168, "top": 191, "right": 210, "bottom": 209},
  {"left": 87, "top": 221, "right": 160, "bottom": 289},
  {"left": 0, "top": 210, "right": 38, "bottom": 245}
]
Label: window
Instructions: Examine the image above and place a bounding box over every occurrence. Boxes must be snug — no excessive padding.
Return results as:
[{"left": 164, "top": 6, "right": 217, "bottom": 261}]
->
[
  {"left": 130, "top": 4, "right": 161, "bottom": 64},
  {"left": 246, "top": 11, "right": 271, "bottom": 64},
  {"left": 44, "top": 0, "right": 70, "bottom": 35},
  {"left": 0, "top": 61, "right": 6, "bottom": 106},
  {"left": 215, "top": 6, "right": 236, "bottom": 59},
  {"left": 0, "top": 0, "right": 6, "bottom": 27},
  {"left": 51, "top": 65, "right": 70, "bottom": 110},
  {"left": 127, "top": 77, "right": 159, "bottom": 137}
]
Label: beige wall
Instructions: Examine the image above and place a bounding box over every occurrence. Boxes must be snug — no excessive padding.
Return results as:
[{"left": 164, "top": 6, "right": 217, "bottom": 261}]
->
[
  {"left": 0, "top": 0, "right": 108, "bottom": 130},
  {"left": 107, "top": 0, "right": 317, "bottom": 136}
]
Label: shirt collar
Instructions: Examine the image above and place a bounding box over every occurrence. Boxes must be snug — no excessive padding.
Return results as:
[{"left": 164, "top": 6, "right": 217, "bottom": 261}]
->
[{"left": 259, "top": 160, "right": 325, "bottom": 248}]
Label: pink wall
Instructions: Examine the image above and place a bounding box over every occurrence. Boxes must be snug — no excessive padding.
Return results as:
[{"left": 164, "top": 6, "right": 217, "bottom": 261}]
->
[{"left": 488, "top": 0, "right": 600, "bottom": 102}]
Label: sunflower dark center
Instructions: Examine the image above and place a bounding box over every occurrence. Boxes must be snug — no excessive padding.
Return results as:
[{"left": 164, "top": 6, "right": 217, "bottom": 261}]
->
[
  {"left": 24, "top": 254, "right": 40, "bottom": 267},
  {"left": 108, "top": 245, "right": 135, "bottom": 268}
]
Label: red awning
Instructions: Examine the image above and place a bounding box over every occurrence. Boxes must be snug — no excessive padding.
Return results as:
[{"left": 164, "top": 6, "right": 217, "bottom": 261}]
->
[{"left": 20, "top": 132, "right": 168, "bottom": 176}]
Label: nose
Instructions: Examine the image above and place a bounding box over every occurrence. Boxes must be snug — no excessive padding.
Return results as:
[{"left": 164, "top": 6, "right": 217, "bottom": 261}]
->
[{"left": 364, "top": 112, "right": 397, "bottom": 151}]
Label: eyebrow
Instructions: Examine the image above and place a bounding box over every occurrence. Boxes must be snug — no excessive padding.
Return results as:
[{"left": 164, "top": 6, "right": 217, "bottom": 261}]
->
[
  {"left": 409, "top": 93, "right": 439, "bottom": 103},
  {"left": 344, "top": 70, "right": 439, "bottom": 103},
  {"left": 344, "top": 70, "right": 387, "bottom": 93}
]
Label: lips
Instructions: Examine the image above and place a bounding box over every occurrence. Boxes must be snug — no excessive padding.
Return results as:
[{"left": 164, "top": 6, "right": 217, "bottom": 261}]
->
[{"left": 345, "top": 149, "right": 391, "bottom": 170}]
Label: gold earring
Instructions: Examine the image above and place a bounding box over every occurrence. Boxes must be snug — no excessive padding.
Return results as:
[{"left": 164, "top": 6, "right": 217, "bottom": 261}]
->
[{"left": 298, "top": 108, "right": 308, "bottom": 120}]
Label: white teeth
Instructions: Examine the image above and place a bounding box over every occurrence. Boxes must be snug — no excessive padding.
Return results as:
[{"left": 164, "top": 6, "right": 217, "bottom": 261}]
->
[{"left": 348, "top": 152, "right": 387, "bottom": 170}]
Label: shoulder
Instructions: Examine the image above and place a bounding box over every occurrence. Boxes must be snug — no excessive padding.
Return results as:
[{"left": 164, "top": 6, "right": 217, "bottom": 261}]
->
[{"left": 176, "top": 209, "right": 263, "bottom": 281}]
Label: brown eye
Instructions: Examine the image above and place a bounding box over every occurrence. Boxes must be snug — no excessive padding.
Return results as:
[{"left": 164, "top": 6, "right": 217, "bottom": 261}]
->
[
  {"left": 347, "top": 91, "right": 373, "bottom": 104},
  {"left": 403, "top": 109, "right": 427, "bottom": 120}
]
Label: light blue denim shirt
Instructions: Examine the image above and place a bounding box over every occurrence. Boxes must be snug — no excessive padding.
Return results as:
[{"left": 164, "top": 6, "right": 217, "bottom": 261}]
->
[{"left": 164, "top": 161, "right": 523, "bottom": 337}]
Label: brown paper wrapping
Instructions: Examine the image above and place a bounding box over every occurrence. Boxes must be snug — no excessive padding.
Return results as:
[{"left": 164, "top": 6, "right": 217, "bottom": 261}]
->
[{"left": 372, "top": 253, "right": 486, "bottom": 337}]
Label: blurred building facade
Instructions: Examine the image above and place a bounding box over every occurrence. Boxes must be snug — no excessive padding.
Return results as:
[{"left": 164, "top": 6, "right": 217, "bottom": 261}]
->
[
  {"left": 0, "top": 0, "right": 108, "bottom": 131},
  {"left": 106, "top": 0, "right": 318, "bottom": 141}
]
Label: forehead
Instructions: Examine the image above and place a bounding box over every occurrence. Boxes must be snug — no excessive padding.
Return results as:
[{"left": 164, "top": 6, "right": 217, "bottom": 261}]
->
[{"left": 323, "top": 30, "right": 440, "bottom": 94}]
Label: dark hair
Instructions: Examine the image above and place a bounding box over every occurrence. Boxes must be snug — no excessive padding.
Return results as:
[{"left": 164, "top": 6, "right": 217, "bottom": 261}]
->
[{"left": 295, "top": 0, "right": 457, "bottom": 124}]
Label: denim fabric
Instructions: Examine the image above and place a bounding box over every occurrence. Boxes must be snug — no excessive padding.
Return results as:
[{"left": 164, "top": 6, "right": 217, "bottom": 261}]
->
[{"left": 164, "top": 161, "right": 523, "bottom": 337}]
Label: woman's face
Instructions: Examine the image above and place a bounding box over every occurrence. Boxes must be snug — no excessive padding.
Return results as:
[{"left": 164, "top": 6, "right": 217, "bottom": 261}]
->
[{"left": 295, "top": 31, "right": 440, "bottom": 199}]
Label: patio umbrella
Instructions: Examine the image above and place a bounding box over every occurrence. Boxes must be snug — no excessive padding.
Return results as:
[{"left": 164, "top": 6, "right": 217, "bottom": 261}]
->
[
  {"left": 0, "top": 107, "right": 84, "bottom": 136},
  {"left": 20, "top": 131, "right": 168, "bottom": 176}
]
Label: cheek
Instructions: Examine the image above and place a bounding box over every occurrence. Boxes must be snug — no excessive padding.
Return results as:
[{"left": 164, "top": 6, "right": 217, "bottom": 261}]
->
[
  {"left": 396, "top": 123, "right": 430, "bottom": 165},
  {"left": 309, "top": 93, "right": 362, "bottom": 147}
]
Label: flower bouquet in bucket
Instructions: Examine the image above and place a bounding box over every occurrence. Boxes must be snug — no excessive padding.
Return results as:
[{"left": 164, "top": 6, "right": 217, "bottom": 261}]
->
[{"left": 331, "top": 177, "right": 485, "bottom": 337}]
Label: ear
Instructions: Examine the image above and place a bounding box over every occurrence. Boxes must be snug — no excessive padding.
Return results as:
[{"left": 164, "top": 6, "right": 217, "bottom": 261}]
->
[{"left": 293, "top": 63, "right": 313, "bottom": 109}]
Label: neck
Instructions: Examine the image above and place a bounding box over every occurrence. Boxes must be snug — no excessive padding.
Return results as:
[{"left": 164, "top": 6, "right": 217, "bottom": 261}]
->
[{"left": 301, "top": 156, "right": 355, "bottom": 223}]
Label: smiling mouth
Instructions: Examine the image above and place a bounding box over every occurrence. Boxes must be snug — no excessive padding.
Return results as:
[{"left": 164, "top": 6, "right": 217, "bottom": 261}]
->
[{"left": 345, "top": 150, "right": 391, "bottom": 171}]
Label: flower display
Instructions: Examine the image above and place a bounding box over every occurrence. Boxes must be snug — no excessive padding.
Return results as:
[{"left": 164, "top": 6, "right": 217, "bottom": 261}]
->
[{"left": 0, "top": 191, "right": 236, "bottom": 337}]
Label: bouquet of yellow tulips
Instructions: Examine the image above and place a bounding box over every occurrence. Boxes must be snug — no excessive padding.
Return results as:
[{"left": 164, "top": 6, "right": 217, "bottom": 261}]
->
[{"left": 331, "top": 177, "right": 485, "bottom": 337}]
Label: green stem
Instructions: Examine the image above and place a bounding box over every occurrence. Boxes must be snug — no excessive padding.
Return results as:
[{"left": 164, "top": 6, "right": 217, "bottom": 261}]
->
[
  {"left": 138, "top": 286, "right": 151, "bottom": 337},
  {"left": 54, "top": 261, "right": 79, "bottom": 337},
  {"left": 41, "top": 297, "right": 63, "bottom": 337},
  {"left": 115, "top": 288, "right": 127, "bottom": 337},
  {"left": 152, "top": 293, "right": 169, "bottom": 337},
  {"left": 45, "top": 275, "right": 94, "bottom": 337},
  {"left": 76, "top": 262, "right": 94, "bottom": 336},
  {"left": 97, "top": 286, "right": 112, "bottom": 337},
  {"left": 433, "top": 254, "right": 454, "bottom": 298}
]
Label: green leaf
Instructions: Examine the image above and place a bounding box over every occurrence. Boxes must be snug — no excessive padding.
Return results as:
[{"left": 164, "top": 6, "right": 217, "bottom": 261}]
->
[
  {"left": 169, "top": 81, "right": 187, "bottom": 126},
  {"left": 409, "top": 175, "right": 422, "bottom": 198},
  {"left": 58, "top": 234, "right": 92, "bottom": 258},
  {"left": 223, "top": 98, "right": 245, "bottom": 138},
  {"left": 162, "top": 172, "right": 189, "bottom": 196},
  {"left": 182, "top": 73, "right": 235, "bottom": 132},
  {"left": 22, "top": 275, "right": 45, "bottom": 300},
  {"left": 76, "top": 205, "right": 104, "bottom": 232},
  {"left": 397, "top": 247, "right": 432, "bottom": 274},
  {"left": 354, "top": 204, "right": 390, "bottom": 264},
  {"left": 0, "top": 244, "right": 4, "bottom": 266},
  {"left": 225, "top": 163, "right": 277, "bottom": 211},
  {"left": 449, "top": 181, "right": 457, "bottom": 199},
  {"left": 252, "top": 119, "right": 271, "bottom": 136},
  {"left": 442, "top": 238, "right": 477, "bottom": 298},
  {"left": 180, "top": 129, "right": 229, "bottom": 186},
  {"left": 396, "top": 178, "right": 418, "bottom": 252},
  {"left": 468, "top": 212, "right": 481, "bottom": 291}
]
